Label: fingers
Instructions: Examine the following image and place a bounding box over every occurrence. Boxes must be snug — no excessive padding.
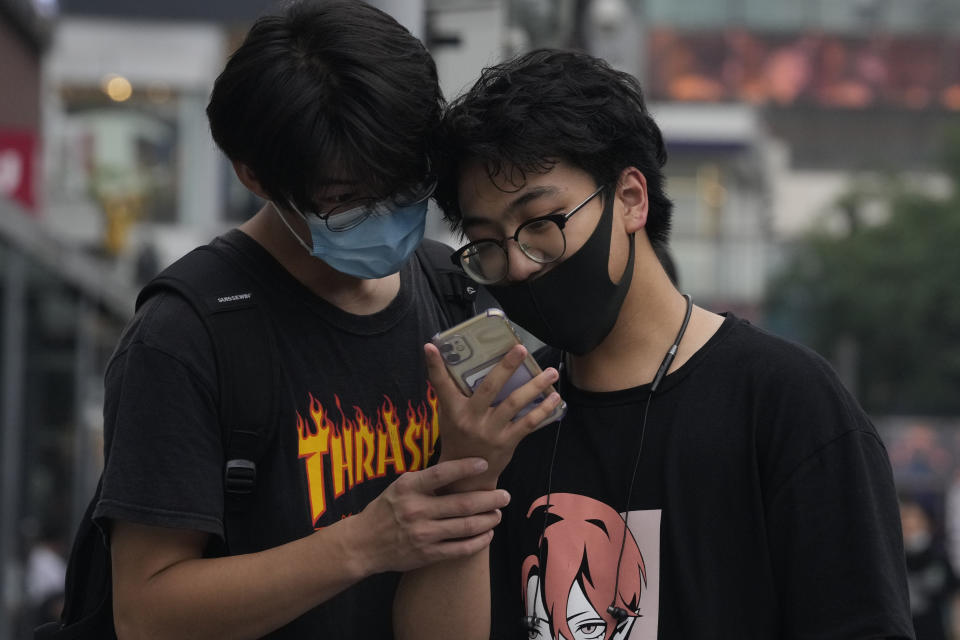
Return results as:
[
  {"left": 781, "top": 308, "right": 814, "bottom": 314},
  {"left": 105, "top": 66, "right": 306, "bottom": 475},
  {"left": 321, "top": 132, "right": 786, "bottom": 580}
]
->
[
  {"left": 505, "top": 390, "right": 564, "bottom": 437},
  {"left": 384, "top": 473, "right": 509, "bottom": 568},
  {"left": 468, "top": 344, "right": 528, "bottom": 407},
  {"left": 408, "top": 457, "right": 490, "bottom": 494},
  {"left": 491, "top": 366, "right": 559, "bottom": 425},
  {"left": 423, "top": 488, "right": 511, "bottom": 521},
  {"left": 402, "top": 509, "right": 501, "bottom": 565},
  {"left": 425, "top": 341, "right": 563, "bottom": 430},
  {"left": 399, "top": 466, "right": 511, "bottom": 519},
  {"left": 423, "top": 343, "right": 463, "bottom": 400},
  {"left": 417, "top": 509, "right": 503, "bottom": 543}
]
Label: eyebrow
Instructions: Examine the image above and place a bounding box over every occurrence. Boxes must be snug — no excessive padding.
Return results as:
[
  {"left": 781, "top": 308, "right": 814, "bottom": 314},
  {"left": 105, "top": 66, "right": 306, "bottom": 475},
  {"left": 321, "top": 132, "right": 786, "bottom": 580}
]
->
[{"left": 461, "top": 185, "right": 561, "bottom": 230}]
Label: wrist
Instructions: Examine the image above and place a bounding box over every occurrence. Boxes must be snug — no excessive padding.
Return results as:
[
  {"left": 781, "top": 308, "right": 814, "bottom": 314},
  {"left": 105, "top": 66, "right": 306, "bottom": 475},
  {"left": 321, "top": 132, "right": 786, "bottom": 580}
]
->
[{"left": 322, "top": 514, "right": 377, "bottom": 579}]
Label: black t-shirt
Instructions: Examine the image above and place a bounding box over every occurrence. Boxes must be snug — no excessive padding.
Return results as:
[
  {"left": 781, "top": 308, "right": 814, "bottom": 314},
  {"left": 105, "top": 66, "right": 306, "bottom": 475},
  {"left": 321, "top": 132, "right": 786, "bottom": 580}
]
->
[
  {"left": 94, "top": 230, "right": 447, "bottom": 638},
  {"left": 491, "top": 315, "right": 914, "bottom": 639}
]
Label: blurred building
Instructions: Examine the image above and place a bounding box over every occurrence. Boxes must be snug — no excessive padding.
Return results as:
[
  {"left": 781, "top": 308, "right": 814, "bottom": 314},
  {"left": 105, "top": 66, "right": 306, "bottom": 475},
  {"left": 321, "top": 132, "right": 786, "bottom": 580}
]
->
[
  {"left": 0, "top": 198, "right": 133, "bottom": 639},
  {"left": 40, "top": 0, "right": 250, "bottom": 276},
  {"left": 1, "top": 2, "right": 262, "bottom": 637},
  {"left": 484, "top": 0, "right": 960, "bottom": 318},
  {"left": 631, "top": 0, "right": 960, "bottom": 314},
  {"left": 0, "top": 0, "right": 45, "bottom": 213},
  {"left": 1, "top": 2, "right": 57, "bottom": 636}
]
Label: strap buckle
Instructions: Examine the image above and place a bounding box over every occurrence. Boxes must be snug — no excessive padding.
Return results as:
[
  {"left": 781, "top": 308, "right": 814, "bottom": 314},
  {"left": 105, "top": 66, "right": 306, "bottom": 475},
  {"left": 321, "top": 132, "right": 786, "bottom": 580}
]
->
[{"left": 224, "top": 459, "right": 256, "bottom": 495}]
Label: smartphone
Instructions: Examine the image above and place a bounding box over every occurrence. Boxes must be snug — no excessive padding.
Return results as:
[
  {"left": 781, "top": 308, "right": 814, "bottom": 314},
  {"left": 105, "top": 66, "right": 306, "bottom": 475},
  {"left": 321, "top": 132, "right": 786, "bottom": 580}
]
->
[{"left": 431, "top": 308, "right": 566, "bottom": 427}]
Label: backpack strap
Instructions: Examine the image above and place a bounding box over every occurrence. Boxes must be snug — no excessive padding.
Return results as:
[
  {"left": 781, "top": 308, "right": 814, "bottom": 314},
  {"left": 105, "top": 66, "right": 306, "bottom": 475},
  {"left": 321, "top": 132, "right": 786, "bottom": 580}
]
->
[
  {"left": 415, "top": 237, "right": 499, "bottom": 326},
  {"left": 135, "top": 244, "right": 276, "bottom": 549}
]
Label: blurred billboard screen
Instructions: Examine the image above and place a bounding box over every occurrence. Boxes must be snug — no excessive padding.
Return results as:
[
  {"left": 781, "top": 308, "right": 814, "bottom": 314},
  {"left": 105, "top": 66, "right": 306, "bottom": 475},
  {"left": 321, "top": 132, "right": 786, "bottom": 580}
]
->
[{"left": 646, "top": 29, "right": 960, "bottom": 111}]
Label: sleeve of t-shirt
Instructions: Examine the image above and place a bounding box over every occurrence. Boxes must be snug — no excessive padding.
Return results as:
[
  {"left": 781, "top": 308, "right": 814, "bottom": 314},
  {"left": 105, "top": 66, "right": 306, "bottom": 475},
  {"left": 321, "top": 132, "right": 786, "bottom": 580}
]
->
[
  {"left": 766, "top": 428, "right": 914, "bottom": 639},
  {"left": 94, "top": 292, "right": 225, "bottom": 538},
  {"left": 733, "top": 326, "right": 915, "bottom": 639}
]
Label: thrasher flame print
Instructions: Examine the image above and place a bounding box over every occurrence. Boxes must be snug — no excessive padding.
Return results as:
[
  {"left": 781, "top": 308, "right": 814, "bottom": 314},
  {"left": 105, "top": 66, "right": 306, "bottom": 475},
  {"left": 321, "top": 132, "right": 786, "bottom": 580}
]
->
[{"left": 296, "top": 383, "right": 439, "bottom": 526}]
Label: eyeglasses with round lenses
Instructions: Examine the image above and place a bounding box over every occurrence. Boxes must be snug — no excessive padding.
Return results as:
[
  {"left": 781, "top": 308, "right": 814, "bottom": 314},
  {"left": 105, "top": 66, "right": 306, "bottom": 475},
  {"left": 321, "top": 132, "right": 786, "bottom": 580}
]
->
[
  {"left": 451, "top": 185, "right": 606, "bottom": 284},
  {"left": 316, "top": 177, "right": 437, "bottom": 232}
]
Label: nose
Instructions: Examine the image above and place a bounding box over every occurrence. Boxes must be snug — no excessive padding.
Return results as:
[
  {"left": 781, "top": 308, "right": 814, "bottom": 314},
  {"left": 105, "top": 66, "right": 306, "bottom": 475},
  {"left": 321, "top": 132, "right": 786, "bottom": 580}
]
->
[{"left": 504, "top": 239, "right": 543, "bottom": 283}]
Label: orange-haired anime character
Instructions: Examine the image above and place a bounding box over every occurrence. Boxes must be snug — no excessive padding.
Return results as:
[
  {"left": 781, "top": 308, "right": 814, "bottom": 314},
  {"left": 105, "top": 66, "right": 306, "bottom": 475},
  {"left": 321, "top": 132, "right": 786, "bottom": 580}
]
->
[{"left": 522, "top": 493, "right": 647, "bottom": 640}]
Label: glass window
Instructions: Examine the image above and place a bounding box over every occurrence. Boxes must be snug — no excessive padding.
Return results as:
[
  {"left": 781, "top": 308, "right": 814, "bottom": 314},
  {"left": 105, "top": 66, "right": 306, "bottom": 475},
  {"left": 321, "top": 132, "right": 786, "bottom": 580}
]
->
[
  {"left": 816, "top": 0, "right": 874, "bottom": 32},
  {"left": 740, "top": 0, "right": 809, "bottom": 31},
  {"left": 645, "top": 0, "right": 732, "bottom": 29}
]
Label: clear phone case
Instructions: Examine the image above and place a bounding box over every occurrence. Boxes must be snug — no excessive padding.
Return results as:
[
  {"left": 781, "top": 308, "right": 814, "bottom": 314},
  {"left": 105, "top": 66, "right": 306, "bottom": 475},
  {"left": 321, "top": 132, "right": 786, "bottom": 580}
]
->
[{"left": 431, "top": 308, "right": 566, "bottom": 426}]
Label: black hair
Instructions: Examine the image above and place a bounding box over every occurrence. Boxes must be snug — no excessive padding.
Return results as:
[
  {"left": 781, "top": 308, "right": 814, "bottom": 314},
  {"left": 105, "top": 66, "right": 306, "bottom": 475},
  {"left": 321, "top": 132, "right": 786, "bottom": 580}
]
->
[
  {"left": 206, "top": 0, "right": 442, "bottom": 211},
  {"left": 437, "top": 48, "right": 673, "bottom": 247}
]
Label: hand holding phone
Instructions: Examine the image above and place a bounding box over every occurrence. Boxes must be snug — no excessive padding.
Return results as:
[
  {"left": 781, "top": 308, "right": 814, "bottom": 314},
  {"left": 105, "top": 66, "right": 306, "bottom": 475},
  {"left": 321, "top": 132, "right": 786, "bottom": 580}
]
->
[
  {"left": 425, "top": 309, "right": 565, "bottom": 490},
  {"left": 431, "top": 308, "right": 566, "bottom": 427}
]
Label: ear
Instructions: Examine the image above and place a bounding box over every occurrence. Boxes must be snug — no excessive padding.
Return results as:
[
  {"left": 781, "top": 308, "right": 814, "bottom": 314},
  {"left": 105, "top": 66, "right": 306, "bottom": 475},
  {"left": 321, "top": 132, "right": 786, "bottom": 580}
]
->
[
  {"left": 232, "top": 160, "right": 271, "bottom": 201},
  {"left": 615, "top": 167, "right": 648, "bottom": 234}
]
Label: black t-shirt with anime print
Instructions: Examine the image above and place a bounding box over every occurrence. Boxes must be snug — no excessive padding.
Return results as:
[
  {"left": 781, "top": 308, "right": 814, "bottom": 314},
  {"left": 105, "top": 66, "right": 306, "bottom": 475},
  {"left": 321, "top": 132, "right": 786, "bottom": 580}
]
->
[
  {"left": 95, "top": 230, "right": 447, "bottom": 639},
  {"left": 491, "top": 315, "right": 914, "bottom": 640}
]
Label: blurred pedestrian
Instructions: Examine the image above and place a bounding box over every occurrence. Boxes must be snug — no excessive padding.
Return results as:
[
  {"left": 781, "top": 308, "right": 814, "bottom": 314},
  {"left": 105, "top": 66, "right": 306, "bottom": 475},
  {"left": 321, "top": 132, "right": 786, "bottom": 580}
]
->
[
  {"left": 902, "top": 496, "right": 959, "bottom": 640},
  {"left": 24, "top": 519, "right": 67, "bottom": 630}
]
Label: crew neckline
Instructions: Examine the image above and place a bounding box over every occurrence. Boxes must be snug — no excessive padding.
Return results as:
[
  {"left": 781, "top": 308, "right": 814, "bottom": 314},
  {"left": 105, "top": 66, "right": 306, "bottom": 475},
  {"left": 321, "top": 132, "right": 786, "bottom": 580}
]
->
[{"left": 215, "top": 228, "right": 417, "bottom": 336}]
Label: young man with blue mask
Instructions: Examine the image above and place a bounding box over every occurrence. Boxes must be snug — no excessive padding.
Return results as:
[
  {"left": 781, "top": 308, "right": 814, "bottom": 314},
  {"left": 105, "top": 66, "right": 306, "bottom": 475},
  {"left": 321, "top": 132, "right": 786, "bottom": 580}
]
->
[
  {"left": 395, "top": 49, "right": 914, "bottom": 639},
  {"left": 91, "top": 2, "right": 515, "bottom": 638}
]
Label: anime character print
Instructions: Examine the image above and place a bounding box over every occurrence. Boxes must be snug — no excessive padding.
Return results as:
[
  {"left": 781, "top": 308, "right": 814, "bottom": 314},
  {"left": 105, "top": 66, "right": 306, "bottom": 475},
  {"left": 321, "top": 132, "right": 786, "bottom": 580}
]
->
[{"left": 522, "top": 493, "right": 661, "bottom": 640}]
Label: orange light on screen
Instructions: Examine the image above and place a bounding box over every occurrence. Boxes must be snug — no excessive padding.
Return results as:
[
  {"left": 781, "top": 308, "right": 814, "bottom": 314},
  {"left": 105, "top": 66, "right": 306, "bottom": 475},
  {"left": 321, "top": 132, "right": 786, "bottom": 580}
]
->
[{"left": 942, "top": 85, "right": 960, "bottom": 111}]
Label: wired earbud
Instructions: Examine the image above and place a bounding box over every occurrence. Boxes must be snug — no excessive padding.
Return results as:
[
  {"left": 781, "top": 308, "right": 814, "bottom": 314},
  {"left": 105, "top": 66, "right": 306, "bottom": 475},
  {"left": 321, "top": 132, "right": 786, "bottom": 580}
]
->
[
  {"left": 521, "top": 615, "right": 539, "bottom": 633},
  {"left": 522, "top": 294, "right": 693, "bottom": 632},
  {"left": 606, "top": 603, "right": 630, "bottom": 624}
]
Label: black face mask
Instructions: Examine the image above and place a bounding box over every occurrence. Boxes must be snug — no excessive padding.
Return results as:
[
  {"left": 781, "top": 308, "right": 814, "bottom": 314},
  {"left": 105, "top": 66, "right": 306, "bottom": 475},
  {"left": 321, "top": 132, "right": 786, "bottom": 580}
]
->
[{"left": 489, "top": 193, "right": 635, "bottom": 355}]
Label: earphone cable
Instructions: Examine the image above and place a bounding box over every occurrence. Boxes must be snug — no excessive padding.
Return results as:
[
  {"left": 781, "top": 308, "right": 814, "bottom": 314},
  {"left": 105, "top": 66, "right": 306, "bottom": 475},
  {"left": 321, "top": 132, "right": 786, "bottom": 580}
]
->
[
  {"left": 610, "top": 391, "right": 653, "bottom": 616},
  {"left": 608, "top": 294, "right": 692, "bottom": 619},
  {"left": 524, "top": 295, "right": 693, "bottom": 630}
]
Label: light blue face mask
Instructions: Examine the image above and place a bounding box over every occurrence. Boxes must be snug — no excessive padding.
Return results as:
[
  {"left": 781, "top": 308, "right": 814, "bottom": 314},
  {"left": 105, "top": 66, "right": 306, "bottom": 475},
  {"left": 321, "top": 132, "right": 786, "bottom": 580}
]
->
[{"left": 274, "top": 199, "right": 428, "bottom": 279}]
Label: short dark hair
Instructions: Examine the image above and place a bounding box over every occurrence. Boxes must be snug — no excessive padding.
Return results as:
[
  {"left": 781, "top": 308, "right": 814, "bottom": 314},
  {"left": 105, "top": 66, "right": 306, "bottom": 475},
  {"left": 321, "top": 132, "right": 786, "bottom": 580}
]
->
[
  {"left": 437, "top": 48, "right": 672, "bottom": 247},
  {"left": 207, "top": 0, "right": 442, "bottom": 211}
]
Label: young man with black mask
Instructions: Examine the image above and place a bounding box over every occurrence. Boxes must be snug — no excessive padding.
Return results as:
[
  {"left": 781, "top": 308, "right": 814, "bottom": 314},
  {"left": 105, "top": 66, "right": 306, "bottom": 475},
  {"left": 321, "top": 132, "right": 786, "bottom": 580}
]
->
[
  {"left": 95, "top": 2, "right": 513, "bottom": 638},
  {"left": 395, "top": 49, "right": 914, "bottom": 639}
]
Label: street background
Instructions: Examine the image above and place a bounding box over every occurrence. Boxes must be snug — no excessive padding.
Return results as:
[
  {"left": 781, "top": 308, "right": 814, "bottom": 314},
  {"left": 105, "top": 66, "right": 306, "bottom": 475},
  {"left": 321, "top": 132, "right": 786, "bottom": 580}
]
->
[{"left": 2, "top": 0, "right": 959, "bottom": 637}]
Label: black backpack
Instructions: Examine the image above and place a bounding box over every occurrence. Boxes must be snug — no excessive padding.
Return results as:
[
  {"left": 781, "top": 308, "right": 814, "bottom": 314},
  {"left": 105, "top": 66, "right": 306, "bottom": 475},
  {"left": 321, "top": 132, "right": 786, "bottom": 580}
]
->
[{"left": 34, "top": 237, "right": 495, "bottom": 639}]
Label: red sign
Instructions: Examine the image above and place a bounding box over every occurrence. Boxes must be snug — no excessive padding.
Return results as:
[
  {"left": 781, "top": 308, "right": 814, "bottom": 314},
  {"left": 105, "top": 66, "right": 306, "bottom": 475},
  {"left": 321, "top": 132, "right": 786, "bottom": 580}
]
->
[{"left": 0, "top": 130, "right": 38, "bottom": 213}]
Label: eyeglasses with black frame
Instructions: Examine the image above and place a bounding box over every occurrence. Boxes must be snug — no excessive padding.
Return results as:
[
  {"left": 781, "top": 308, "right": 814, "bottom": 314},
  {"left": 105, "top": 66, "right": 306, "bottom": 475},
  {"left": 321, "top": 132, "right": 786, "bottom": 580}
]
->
[
  {"left": 307, "top": 177, "right": 437, "bottom": 232},
  {"left": 451, "top": 185, "right": 606, "bottom": 284}
]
